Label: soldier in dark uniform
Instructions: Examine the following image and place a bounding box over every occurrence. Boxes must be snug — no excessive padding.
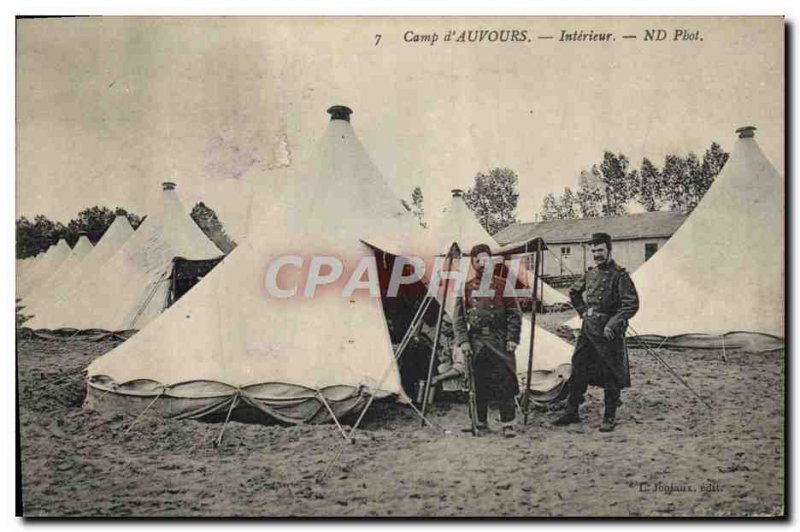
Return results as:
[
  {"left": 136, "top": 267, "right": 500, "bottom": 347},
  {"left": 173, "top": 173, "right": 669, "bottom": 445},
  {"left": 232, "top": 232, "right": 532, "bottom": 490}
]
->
[
  {"left": 553, "top": 232, "right": 639, "bottom": 432},
  {"left": 453, "top": 243, "right": 523, "bottom": 438}
]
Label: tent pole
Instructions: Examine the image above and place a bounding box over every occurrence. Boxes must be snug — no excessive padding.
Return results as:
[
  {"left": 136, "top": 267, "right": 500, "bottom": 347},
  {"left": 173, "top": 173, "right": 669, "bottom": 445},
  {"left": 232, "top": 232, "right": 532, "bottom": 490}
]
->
[
  {"left": 394, "top": 294, "right": 434, "bottom": 360},
  {"left": 720, "top": 334, "right": 728, "bottom": 364},
  {"left": 420, "top": 243, "right": 457, "bottom": 426},
  {"left": 523, "top": 240, "right": 542, "bottom": 425},
  {"left": 316, "top": 390, "right": 350, "bottom": 441},
  {"left": 214, "top": 392, "right": 239, "bottom": 447}
]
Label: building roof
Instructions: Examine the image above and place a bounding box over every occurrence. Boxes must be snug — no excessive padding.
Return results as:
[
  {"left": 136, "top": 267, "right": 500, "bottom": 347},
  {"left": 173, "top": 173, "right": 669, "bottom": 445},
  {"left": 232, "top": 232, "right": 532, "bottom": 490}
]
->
[{"left": 494, "top": 211, "right": 689, "bottom": 246}]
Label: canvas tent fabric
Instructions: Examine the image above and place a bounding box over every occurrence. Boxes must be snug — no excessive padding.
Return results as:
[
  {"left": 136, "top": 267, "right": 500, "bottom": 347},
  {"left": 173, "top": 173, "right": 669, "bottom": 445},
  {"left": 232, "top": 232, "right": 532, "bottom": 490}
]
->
[
  {"left": 85, "top": 107, "right": 435, "bottom": 424},
  {"left": 20, "top": 234, "right": 94, "bottom": 311},
  {"left": 20, "top": 215, "right": 135, "bottom": 320},
  {"left": 24, "top": 185, "right": 222, "bottom": 336},
  {"left": 17, "top": 239, "right": 72, "bottom": 298},
  {"left": 16, "top": 254, "right": 40, "bottom": 278},
  {"left": 565, "top": 127, "right": 784, "bottom": 352},
  {"left": 429, "top": 190, "right": 573, "bottom": 400}
]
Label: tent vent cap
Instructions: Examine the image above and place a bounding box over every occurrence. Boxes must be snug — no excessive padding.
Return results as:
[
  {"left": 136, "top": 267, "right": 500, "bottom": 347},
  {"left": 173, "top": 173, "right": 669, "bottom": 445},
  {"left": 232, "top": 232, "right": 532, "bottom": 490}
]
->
[
  {"left": 451, "top": 189, "right": 464, "bottom": 197},
  {"left": 327, "top": 105, "right": 353, "bottom": 122},
  {"left": 736, "top": 126, "right": 756, "bottom": 138},
  {"left": 162, "top": 182, "right": 177, "bottom": 191}
]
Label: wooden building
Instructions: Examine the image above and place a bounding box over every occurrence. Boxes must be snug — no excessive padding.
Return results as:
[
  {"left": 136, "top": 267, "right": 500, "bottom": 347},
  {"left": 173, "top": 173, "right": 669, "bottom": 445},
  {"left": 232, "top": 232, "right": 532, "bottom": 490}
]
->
[{"left": 494, "top": 211, "right": 688, "bottom": 283}]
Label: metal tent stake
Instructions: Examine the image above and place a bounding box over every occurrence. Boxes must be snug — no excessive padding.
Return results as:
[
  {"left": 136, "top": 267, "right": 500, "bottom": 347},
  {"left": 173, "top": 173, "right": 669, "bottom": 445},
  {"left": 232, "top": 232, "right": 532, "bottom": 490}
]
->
[
  {"left": 420, "top": 243, "right": 458, "bottom": 426},
  {"left": 523, "top": 239, "right": 542, "bottom": 425}
]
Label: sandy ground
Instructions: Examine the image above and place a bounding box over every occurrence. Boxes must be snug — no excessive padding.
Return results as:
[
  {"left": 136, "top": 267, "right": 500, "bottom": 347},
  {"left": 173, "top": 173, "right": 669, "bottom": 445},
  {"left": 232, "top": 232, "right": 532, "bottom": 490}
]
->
[{"left": 18, "top": 311, "right": 785, "bottom": 517}]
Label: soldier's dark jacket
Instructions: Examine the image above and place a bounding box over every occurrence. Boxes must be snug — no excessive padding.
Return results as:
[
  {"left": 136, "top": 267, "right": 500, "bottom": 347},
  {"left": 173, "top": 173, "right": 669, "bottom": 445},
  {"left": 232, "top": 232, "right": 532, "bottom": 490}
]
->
[
  {"left": 453, "top": 274, "right": 522, "bottom": 375},
  {"left": 569, "top": 259, "right": 639, "bottom": 388}
]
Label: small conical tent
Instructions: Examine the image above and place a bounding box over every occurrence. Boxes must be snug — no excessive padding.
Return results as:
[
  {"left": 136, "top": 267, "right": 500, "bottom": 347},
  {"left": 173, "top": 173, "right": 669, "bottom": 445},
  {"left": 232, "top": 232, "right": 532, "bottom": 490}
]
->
[
  {"left": 430, "top": 189, "right": 569, "bottom": 306},
  {"left": 566, "top": 126, "right": 784, "bottom": 351},
  {"left": 429, "top": 190, "right": 573, "bottom": 400},
  {"left": 20, "top": 233, "right": 94, "bottom": 310},
  {"left": 21, "top": 215, "right": 135, "bottom": 320},
  {"left": 24, "top": 183, "right": 223, "bottom": 336},
  {"left": 85, "top": 106, "right": 434, "bottom": 423},
  {"left": 16, "top": 254, "right": 40, "bottom": 278},
  {"left": 17, "top": 239, "right": 71, "bottom": 298}
]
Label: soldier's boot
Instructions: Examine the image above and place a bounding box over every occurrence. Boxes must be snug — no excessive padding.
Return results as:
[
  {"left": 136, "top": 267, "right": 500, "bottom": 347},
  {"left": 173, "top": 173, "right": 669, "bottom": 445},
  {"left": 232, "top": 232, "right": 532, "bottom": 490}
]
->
[
  {"left": 599, "top": 417, "right": 616, "bottom": 432},
  {"left": 502, "top": 425, "right": 517, "bottom": 438},
  {"left": 551, "top": 401, "right": 580, "bottom": 426},
  {"left": 600, "top": 389, "right": 619, "bottom": 432}
]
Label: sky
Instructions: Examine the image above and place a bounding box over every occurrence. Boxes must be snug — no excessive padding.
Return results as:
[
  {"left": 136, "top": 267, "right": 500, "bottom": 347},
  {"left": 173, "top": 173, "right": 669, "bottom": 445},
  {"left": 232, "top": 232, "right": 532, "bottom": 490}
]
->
[{"left": 16, "top": 16, "right": 784, "bottom": 240}]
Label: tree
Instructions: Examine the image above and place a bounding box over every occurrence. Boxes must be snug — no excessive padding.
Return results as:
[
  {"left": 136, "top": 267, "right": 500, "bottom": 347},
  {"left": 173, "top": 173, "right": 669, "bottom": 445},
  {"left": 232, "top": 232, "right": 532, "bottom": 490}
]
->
[
  {"left": 559, "top": 187, "right": 578, "bottom": 219},
  {"left": 410, "top": 186, "right": 426, "bottom": 228},
  {"left": 539, "top": 187, "right": 579, "bottom": 221},
  {"left": 597, "top": 151, "right": 630, "bottom": 216},
  {"left": 66, "top": 206, "right": 143, "bottom": 245},
  {"left": 576, "top": 169, "right": 603, "bottom": 218},
  {"left": 633, "top": 157, "right": 663, "bottom": 212},
  {"left": 16, "top": 214, "right": 66, "bottom": 258},
  {"left": 540, "top": 192, "right": 561, "bottom": 221},
  {"left": 191, "top": 202, "right": 237, "bottom": 254},
  {"left": 463, "top": 167, "right": 519, "bottom": 235},
  {"left": 698, "top": 142, "right": 729, "bottom": 204}
]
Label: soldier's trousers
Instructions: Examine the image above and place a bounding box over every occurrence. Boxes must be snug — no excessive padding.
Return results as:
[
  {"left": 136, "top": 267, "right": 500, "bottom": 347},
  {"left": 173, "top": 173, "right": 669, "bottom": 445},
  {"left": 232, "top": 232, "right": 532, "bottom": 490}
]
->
[
  {"left": 566, "top": 370, "right": 620, "bottom": 420},
  {"left": 474, "top": 347, "right": 516, "bottom": 425}
]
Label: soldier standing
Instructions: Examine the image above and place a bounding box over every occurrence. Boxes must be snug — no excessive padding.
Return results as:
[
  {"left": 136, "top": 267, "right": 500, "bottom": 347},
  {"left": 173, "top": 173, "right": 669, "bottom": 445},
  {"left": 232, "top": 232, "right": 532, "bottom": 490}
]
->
[
  {"left": 453, "top": 243, "right": 522, "bottom": 438},
  {"left": 553, "top": 232, "right": 639, "bottom": 432}
]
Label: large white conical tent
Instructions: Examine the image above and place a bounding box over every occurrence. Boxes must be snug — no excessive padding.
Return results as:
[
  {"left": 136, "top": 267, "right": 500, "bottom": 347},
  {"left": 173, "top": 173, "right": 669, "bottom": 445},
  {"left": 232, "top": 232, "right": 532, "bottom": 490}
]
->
[
  {"left": 85, "top": 106, "right": 433, "bottom": 423},
  {"left": 21, "top": 215, "right": 135, "bottom": 320},
  {"left": 566, "top": 126, "right": 784, "bottom": 351},
  {"left": 430, "top": 190, "right": 572, "bottom": 399},
  {"left": 25, "top": 183, "right": 223, "bottom": 335},
  {"left": 17, "top": 239, "right": 71, "bottom": 298},
  {"left": 20, "top": 234, "right": 94, "bottom": 310}
]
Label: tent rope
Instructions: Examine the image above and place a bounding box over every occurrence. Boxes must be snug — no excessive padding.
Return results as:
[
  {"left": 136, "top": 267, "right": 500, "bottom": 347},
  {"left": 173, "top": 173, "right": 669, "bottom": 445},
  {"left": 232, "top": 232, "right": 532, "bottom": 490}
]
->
[
  {"left": 126, "top": 268, "right": 172, "bottom": 330},
  {"left": 316, "top": 390, "right": 375, "bottom": 484},
  {"left": 213, "top": 391, "right": 239, "bottom": 447},
  {"left": 406, "top": 399, "right": 438, "bottom": 431},
  {"left": 626, "top": 325, "right": 712, "bottom": 410},
  {"left": 123, "top": 387, "right": 166, "bottom": 435},
  {"left": 316, "top": 390, "right": 349, "bottom": 441}
]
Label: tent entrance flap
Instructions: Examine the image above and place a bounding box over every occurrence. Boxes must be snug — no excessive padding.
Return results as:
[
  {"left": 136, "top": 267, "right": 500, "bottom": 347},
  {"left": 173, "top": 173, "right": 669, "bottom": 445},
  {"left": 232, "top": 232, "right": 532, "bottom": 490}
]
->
[
  {"left": 371, "top": 248, "right": 445, "bottom": 399},
  {"left": 169, "top": 257, "right": 224, "bottom": 306}
]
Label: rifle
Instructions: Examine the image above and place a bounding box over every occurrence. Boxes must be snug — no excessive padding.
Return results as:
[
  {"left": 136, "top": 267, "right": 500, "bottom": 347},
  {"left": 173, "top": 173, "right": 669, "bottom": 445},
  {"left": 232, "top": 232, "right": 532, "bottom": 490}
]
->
[{"left": 458, "top": 301, "right": 480, "bottom": 436}]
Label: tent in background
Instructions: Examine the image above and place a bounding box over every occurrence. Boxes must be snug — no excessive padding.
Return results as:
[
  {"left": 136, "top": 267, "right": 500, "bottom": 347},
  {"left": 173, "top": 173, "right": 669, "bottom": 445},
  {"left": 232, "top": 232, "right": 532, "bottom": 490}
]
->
[
  {"left": 17, "top": 239, "right": 71, "bottom": 298},
  {"left": 20, "top": 215, "right": 135, "bottom": 320},
  {"left": 430, "top": 188, "right": 570, "bottom": 307},
  {"left": 429, "top": 189, "right": 573, "bottom": 401},
  {"left": 566, "top": 126, "right": 784, "bottom": 352},
  {"left": 20, "top": 233, "right": 94, "bottom": 310},
  {"left": 16, "top": 254, "right": 40, "bottom": 279},
  {"left": 23, "top": 183, "right": 223, "bottom": 338}
]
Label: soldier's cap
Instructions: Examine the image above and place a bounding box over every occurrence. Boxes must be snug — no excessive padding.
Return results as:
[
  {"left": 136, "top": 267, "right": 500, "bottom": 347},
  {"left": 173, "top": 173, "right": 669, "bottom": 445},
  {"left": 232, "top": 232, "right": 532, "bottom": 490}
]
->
[
  {"left": 590, "top": 232, "right": 613, "bottom": 248},
  {"left": 469, "top": 243, "right": 492, "bottom": 257}
]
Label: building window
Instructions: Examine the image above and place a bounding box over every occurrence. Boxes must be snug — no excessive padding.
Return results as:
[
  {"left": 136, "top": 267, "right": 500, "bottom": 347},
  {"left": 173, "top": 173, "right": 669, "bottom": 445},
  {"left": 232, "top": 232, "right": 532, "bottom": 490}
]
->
[
  {"left": 644, "top": 243, "right": 658, "bottom": 261},
  {"left": 561, "top": 247, "right": 571, "bottom": 256}
]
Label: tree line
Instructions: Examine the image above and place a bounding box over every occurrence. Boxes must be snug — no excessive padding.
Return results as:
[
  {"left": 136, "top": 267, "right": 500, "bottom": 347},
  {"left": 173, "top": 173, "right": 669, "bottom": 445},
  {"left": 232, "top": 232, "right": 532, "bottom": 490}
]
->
[
  {"left": 16, "top": 203, "right": 236, "bottom": 259},
  {"left": 539, "top": 143, "right": 729, "bottom": 221}
]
